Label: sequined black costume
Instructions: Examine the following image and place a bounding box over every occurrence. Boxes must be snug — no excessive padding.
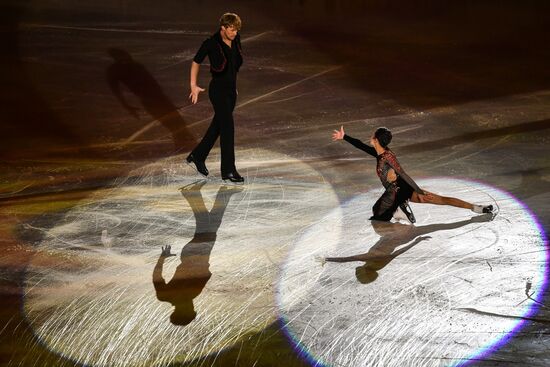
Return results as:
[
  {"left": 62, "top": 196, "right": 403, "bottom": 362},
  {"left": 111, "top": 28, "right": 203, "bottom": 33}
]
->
[{"left": 344, "top": 134, "right": 424, "bottom": 221}]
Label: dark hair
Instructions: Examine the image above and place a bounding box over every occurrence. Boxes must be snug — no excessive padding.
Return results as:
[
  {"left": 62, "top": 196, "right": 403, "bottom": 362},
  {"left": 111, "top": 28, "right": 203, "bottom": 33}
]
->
[{"left": 374, "top": 127, "right": 392, "bottom": 148}]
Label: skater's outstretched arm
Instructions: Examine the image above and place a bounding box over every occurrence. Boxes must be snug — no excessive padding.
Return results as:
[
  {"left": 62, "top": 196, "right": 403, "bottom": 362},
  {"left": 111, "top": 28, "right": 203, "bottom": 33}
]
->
[
  {"left": 332, "top": 126, "right": 377, "bottom": 157},
  {"left": 384, "top": 152, "right": 424, "bottom": 194}
]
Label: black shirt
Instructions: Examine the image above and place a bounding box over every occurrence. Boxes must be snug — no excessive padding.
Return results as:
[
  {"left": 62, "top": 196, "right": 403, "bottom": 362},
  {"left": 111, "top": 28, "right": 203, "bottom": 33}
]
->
[{"left": 193, "top": 32, "right": 241, "bottom": 84}]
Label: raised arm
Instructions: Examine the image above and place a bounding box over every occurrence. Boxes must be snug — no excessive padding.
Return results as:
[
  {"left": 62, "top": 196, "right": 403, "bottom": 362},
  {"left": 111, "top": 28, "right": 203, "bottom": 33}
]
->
[
  {"left": 344, "top": 135, "right": 378, "bottom": 157},
  {"left": 332, "top": 126, "right": 377, "bottom": 157},
  {"left": 384, "top": 152, "right": 424, "bottom": 194}
]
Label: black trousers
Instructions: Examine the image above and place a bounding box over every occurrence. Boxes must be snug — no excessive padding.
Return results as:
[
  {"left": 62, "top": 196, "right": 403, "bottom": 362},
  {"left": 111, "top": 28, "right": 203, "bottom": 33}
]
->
[{"left": 191, "top": 80, "right": 237, "bottom": 174}]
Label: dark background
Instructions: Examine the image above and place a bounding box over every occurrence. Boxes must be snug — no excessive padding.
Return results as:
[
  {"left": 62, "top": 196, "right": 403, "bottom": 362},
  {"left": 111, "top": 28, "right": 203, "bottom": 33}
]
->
[{"left": 1, "top": 1, "right": 549, "bottom": 366}]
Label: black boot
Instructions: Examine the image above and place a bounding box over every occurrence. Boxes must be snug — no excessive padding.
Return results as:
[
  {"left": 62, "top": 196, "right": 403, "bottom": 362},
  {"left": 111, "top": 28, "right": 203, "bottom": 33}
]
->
[
  {"left": 222, "top": 171, "right": 244, "bottom": 183},
  {"left": 399, "top": 201, "right": 416, "bottom": 223},
  {"left": 186, "top": 154, "right": 209, "bottom": 177}
]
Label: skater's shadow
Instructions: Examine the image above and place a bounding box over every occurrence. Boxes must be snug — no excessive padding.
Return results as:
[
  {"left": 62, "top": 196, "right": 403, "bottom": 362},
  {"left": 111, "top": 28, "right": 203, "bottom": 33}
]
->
[
  {"left": 153, "top": 180, "right": 242, "bottom": 326},
  {"left": 324, "top": 214, "right": 492, "bottom": 284},
  {"left": 106, "top": 48, "right": 195, "bottom": 153}
]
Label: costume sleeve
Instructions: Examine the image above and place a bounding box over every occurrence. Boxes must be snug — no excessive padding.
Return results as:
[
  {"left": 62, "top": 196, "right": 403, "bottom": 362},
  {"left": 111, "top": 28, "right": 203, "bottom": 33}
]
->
[
  {"left": 385, "top": 152, "right": 424, "bottom": 194},
  {"left": 193, "top": 39, "right": 210, "bottom": 64},
  {"left": 343, "top": 134, "right": 377, "bottom": 157}
]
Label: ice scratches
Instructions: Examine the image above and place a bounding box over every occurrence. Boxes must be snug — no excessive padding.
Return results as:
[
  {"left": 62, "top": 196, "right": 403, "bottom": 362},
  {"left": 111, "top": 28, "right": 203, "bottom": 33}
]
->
[
  {"left": 22, "top": 151, "right": 340, "bottom": 366},
  {"left": 264, "top": 90, "right": 319, "bottom": 105},
  {"left": 279, "top": 178, "right": 547, "bottom": 367}
]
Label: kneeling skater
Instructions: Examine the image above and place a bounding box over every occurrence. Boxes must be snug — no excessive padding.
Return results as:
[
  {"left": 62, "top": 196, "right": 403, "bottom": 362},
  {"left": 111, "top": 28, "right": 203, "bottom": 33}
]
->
[{"left": 332, "top": 126, "right": 493, "bottom": 223}]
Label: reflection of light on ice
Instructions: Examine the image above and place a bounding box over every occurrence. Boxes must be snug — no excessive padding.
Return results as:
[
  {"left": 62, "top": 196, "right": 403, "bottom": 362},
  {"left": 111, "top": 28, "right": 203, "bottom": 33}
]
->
[
  {"left": 23, "top": 149, "right": 340, "bottom": 367},
  {"left": 277, "top": 178, "right": 548, "bottom": 367}
]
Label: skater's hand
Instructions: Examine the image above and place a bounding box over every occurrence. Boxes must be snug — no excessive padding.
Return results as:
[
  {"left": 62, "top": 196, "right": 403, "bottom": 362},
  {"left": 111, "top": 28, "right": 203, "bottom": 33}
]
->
[
  {"left": 332, "top": 125, "right": 345, "bottom": 141},
  {"left": 161, "top": 245, "right": 176, "bottom": 257},
  {"left": 189, "top": 85, "right": 205, "bottom": 104}
]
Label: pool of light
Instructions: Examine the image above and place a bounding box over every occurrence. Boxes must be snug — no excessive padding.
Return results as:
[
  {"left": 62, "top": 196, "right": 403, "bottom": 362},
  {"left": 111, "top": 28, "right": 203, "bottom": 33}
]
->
[{"left": 277, "top": 178, "right": 548, "bottom": 367}]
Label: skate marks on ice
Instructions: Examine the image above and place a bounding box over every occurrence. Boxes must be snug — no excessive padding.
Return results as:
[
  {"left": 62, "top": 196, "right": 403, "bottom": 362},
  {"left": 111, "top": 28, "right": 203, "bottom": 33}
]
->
[
  {"left": 278, "top": 178, "right": 548, "bottom": 367},
  {"left": 21, "top": 148, "right": 340, "bottom": 367}
]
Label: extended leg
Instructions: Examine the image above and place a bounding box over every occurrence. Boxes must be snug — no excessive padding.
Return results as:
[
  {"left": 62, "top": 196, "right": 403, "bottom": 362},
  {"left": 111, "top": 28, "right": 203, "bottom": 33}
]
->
[
  {"left": 410, "top": 190, "right": 473, "bottom": 209},
  {"left": 410, "top": 190, "right": 493, "bottom": 213}
]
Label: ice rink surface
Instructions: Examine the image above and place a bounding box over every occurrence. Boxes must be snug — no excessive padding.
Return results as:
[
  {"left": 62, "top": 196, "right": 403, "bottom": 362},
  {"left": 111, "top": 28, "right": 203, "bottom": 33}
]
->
[
  {"left": 279, "top": 179, "right": 546, "bottom": 367},
  {"left": 1, "top": 1, "right": 550, "bottom": 366},
  {"left": 22, "top": 150, "right": 341, "bottom": 366}
]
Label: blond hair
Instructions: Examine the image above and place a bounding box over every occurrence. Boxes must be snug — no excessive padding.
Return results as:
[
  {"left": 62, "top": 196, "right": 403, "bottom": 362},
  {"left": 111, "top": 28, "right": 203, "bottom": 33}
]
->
[{"left": 219, "top": 13, "right": 242, "bottom": 31}]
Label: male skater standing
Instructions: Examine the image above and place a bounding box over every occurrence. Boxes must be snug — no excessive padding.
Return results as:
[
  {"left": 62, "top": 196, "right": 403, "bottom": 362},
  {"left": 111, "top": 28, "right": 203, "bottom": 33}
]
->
[{"left": 186, "top": 13, "right": 244, "bottom": 183}]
